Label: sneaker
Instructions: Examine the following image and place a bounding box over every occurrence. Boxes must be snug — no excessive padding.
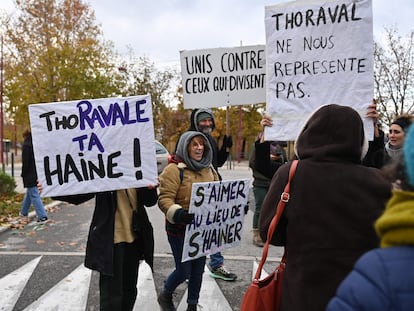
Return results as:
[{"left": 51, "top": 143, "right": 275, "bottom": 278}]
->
[
  {"left": 210, "top": 265, "right": 237, "bottom": 281},
  {"left": 19, "top": 212, "right": 28, "bottom": 217},
  {"left": 37, "top": 217, "right": 49, "bottom": 223}
]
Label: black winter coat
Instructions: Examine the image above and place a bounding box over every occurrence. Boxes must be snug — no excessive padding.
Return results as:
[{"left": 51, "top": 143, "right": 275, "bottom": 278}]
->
[
  {"left": 259, "top": 105, "right": 392, "bottom": 311},
  {"left": 21, "top": 134, "right": 38, "bottom": 188},
  {"left": 56, "top": 188, "right": 157, "bottom": 275}
]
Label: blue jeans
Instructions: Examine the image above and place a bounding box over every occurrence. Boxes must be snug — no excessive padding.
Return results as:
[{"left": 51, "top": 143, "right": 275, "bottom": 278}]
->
[
  {"left": 209, "top": 252, "right": 224, "bottom": 270},
  {"left": 165, "top": 235, "right": 206, "bottom": 305},
  {"left": 20, "top": 186, "right": 48, "bottom": 219}
]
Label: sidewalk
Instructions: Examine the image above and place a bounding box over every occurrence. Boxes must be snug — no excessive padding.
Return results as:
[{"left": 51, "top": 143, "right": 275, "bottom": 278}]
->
[{"left": 1, "top": 162, "right": 59, "bottom": 234}]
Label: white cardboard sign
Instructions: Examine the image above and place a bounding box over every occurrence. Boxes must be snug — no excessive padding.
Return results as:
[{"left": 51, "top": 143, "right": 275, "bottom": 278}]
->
[
  {"left": 182, "top": 179, "right": 250, "bottom": 262},
  {"left": 264, "top": 0, "right": 374, "bottom": 141},
  {"left": 180, "top": 45, "right": 266, "bottom": 109},
  {"left": 28, "top": 95, "right": 158, "bottom": 197}
]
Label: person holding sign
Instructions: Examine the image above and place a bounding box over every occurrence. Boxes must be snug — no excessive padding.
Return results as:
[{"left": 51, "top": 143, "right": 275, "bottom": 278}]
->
[
  {"left": 188, "top": 108, "right": 237, "bottom": 282},
  {"left": 52, "top": 187, "right": 157, "bottom": 311},
  {"left": 248, "top": 134, "right": 287, "bottom": 247},
  {"left": 259, "top": 104, "right": 391, "bottom": 311},
  {"left": 158, "top": 131, "right": 219, "bottom": 311}
]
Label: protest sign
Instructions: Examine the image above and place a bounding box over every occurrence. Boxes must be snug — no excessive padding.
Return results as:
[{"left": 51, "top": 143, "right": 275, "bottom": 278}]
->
[
  {"left": 264, "top": 0, "right": 374, "bottom": 141},
  {"left": 182, "top": 178, "right": 250, "bottom": 262},
  {"left": 28, "top": 95, "right": 158, "bottom": 197},
  {"left": 180, "top": 45, "right": 266, "bottom": 109}
]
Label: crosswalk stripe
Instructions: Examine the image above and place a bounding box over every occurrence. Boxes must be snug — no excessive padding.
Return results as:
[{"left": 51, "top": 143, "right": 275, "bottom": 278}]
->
[
  {"left": 0, "top": 255, "right": 257, "bottom": 310},
  {"left": 252, "top": 260, "right": 269, "bottom": 281},
  {"left": 23, "top": 264, "right": 92, "bottom": 311},
  {"left": 135, "top": 261, "right": 158, "bottom": 310},
  {"left": 177, "top": 265, "right": 232, "bottom": 311},
  {"left": 0, "top": 256, "right": 42, "bottom": 311}
]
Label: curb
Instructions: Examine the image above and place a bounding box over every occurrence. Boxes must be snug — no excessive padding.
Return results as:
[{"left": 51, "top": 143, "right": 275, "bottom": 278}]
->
[{"left": 0, "top": 200, "right": 62, "bottom": 234}]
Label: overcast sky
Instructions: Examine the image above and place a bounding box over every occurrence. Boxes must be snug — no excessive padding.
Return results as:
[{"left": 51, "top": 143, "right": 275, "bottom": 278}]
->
[{"left": 2, "top": 0, "right": 413, "bottom": 66}]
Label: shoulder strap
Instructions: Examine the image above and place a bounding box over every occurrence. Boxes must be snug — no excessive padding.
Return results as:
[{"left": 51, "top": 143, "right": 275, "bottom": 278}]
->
[
  {"left": 254, "top": 159, "right": 298, "bottom": 281},
  {"left": 179, "top": 167, "right": 184, "bottom": 184}
]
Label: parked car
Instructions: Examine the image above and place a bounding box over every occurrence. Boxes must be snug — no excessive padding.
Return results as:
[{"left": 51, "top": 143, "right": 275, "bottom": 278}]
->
[{"left": 155, "top": 140, "right": 170, "bottom": 174}]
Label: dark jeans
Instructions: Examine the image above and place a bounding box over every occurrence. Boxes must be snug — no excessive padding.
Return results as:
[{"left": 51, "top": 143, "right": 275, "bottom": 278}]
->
[
  {"left": 253, "top": 185, "right": 269, "bottom": 229},
  {"left": 165, "top": 235, "right": 206, "bottom": 305},
  {"left": 99, "top": 241, "right": 140, "bottom": 311}
]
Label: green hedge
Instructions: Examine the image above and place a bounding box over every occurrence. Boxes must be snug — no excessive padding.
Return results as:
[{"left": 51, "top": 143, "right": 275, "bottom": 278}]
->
[{"left": 0, "top": 171, "right": 16, "bottom": 194}]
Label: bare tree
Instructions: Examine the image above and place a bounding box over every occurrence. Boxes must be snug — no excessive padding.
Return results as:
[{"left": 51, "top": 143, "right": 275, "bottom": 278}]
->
[
  {"left": 117, "top": 51, "right": 180, "bottom": 144},
  {"left": 374, "top": 27, "right": 414, "bottom": 125}
]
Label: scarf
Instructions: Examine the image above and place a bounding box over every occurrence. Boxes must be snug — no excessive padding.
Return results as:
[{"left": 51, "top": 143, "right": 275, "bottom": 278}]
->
[
  {"left": 176, "top": 131, "right": 213, "bottom": 171},
  {"left": 385, "top": 141, "right": 403, "bottom": 161},
  {"left": 375, "top": 190, "right": 414, "bottom": 247}
]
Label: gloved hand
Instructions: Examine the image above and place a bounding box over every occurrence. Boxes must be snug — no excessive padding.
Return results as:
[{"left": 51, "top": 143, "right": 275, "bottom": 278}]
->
[
  {"left": 173, "top": 208, "right": 195, "bottom": 224},
  {"left": 223, "top": 135, "right": 233, "bottom": 148}
]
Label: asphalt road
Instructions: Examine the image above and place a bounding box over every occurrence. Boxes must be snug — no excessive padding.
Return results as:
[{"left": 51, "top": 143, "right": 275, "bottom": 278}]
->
[{"left": 0, "top": 160, "right": 284, "bottom": 311}]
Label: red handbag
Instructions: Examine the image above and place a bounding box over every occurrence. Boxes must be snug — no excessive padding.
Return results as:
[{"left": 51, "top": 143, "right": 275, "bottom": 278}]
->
[{"left": 240, "top": 160, "right": 298, "bottom": 311}]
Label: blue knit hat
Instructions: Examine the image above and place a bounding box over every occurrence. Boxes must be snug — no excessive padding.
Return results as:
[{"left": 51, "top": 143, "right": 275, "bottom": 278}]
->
[{"left": 404, "top": 124, "right": 414, "bottom": 187}]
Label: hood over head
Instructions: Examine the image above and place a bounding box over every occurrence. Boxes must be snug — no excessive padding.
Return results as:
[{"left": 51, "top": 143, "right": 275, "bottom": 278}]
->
[
  {"left": 294, "top": 104, "right": 368, "bottom": 162},
  {"left": 189, "top": 108, "right": 216, "bottom": 133},
  {"left": 176, "top": 131, "right": 213, "bottom": 171}
]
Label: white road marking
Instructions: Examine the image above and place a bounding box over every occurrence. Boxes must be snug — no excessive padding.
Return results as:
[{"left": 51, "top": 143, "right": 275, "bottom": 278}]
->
[
  {"left": 0, "top": 255, "right": 254, "bottom": 310},
  {"left": 177, "top": 265, "right": 232, "bottom": 311},
  {"left": 23, "top": 264, "right": 91, "bottom": 311},
  {"left": 135, "top": 261, "right": 158, "bottom": 310},
  {"left": 0, "top": 256, "right": 42, "bottom": 311},
  {"left": 252, "top": 260, "right": 269, "bottom": 281}
]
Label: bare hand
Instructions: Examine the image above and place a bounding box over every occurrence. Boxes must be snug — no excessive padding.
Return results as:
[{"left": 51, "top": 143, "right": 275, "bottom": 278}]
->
[
  {"left": 365, "top": 99, "right": 378, "bottom": 122},
  {"left": 259, "top": 115, "right": 273, "bottom": 142},
  {"left": 366, "top": 99, "right": 380, "bottom": 138},
  {"left": 37, "top": 181, "right": 43, "bottom": 194},
  {"left": 260, "top": 115, "right": 273, "bottom": 128}
]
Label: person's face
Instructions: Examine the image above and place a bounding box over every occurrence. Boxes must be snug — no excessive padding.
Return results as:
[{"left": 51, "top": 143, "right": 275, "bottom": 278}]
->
[
  {"left": 198, "top": 118, "right": 213, "bottom": 134},
  {"left": 188, "top": 136, "right": 205, "bottom": 161},
  {"left": 389, "top": 124, "right": 405, "bottom": 148}
]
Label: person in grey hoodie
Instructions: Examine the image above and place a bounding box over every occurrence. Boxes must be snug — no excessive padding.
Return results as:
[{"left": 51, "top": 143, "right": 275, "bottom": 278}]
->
[{"left": 158, "top": 131, "right": 219, "bottom": 311}]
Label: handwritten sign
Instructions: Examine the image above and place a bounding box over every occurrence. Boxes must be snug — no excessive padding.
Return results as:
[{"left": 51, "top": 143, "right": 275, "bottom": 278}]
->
[
  {"left": 264, "top": 0, "right": 374, "bottom": 141},
  {"left": 182, "top": 179, "right": 250, "bottom": 262},
  {"left": 180, "top": 45, "right": 266, "bottom": 109},
  {"left": 28, "top": 95, "right": 158, "bottom": 197}
]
